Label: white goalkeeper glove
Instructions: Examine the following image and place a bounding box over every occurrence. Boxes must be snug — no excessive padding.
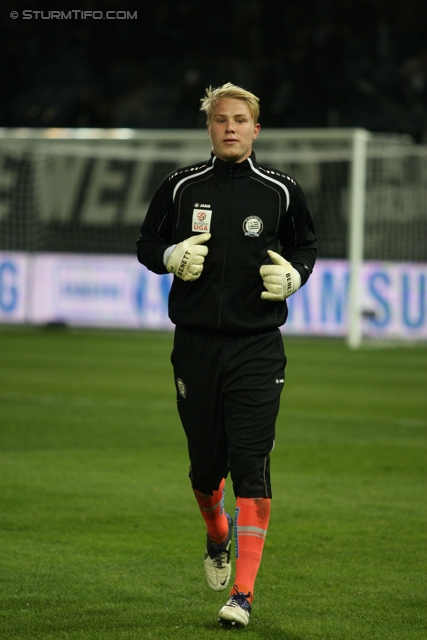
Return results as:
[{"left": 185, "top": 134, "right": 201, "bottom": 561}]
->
[
  {"left": 165, "top": 232, "right": 211, "bottom": 281},
  {"left": 260, "top": 250, "right": 301, "bottom": 301}
]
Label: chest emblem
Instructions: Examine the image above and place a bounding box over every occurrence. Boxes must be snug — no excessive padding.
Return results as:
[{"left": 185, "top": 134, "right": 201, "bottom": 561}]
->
[
  {"left": 243, "top": 216, "right": 263, "bottom": 237},
  {"left": 192, "top": 208, "right": 212, "bottom": 233}
]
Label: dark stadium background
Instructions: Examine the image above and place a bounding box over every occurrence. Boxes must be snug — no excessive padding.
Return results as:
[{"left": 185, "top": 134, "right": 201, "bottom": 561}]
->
[{"left": 1, "top": 0, "right": 427, "bottom": 141}]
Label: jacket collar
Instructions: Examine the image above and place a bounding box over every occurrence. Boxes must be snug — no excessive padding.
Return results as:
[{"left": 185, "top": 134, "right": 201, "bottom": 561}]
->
[{"left": 210, "top": 151, "right": 257, "bottom": 176}]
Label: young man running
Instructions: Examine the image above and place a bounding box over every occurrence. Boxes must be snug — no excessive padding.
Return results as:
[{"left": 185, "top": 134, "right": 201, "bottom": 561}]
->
[{"left": 137, "top": 83, "right": 317, "bottom": 628}]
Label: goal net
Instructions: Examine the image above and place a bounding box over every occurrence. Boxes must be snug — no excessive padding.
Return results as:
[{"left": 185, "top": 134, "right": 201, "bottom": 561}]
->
[{"left": 0, "top": 128, "right": 426, "bottom": 344}]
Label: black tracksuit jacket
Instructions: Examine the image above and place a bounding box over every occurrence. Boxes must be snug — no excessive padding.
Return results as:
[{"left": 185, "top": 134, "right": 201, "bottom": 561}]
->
[{"left": 137, "top": 151, "right": 317, "bottom": 335}]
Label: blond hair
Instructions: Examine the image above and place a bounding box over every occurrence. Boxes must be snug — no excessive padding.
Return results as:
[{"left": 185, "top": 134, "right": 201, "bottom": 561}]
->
[{"left": 200, "top": 83, "right": 260, "bottom": 123}]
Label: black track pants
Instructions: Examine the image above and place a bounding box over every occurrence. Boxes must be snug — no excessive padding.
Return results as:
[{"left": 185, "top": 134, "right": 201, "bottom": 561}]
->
[{"left": 171, "top": 327, "right": 287, "bottom": 498}]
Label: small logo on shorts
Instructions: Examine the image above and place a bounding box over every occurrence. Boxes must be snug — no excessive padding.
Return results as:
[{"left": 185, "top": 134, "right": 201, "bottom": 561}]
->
[
  {"left": 177, "top": 378, "right": 187, "bottom": 398},
  {"left": 243, "top": 216, "right": 263, "bottom": 237}
]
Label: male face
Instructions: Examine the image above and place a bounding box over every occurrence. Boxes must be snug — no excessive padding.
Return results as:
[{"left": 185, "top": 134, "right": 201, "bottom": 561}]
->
[{"left": 207, "top": 97, "right": 260, "bottom": 163}]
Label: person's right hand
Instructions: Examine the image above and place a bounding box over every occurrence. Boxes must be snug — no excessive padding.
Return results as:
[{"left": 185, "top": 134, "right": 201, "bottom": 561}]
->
[{"left": 166, "top": 233, "right": 211, "bottom": 281}]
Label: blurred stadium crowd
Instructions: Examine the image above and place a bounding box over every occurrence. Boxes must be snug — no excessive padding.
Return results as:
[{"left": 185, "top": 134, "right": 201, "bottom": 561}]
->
[{"left": 1, "top": 0, "right": 427, "bottom": 141}]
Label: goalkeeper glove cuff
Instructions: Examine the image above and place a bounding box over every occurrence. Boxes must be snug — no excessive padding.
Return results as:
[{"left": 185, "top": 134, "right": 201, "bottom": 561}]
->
[{"left": 163, "top": 245, "right": 176, "bottom": 268}]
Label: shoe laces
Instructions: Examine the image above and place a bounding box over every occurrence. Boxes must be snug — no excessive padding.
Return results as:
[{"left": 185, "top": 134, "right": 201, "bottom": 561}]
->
[
  {"left": 228, "top": 584, "right": 252, "bottom": 608},
  {"left": 207, "top": 540, "right": 230, "bottom": 568}
]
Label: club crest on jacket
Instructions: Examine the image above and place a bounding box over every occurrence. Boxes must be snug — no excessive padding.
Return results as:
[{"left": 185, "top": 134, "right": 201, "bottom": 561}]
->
[{"left": 243, "top": 216, "right": 263, "bottom": 237}]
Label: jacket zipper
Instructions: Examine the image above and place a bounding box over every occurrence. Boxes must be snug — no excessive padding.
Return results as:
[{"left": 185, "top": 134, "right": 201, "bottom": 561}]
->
[{"left": 217, "top": 163, "right": 234, "bottom": 330}]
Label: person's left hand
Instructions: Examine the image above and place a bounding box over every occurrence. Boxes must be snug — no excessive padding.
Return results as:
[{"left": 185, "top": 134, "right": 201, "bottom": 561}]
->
[{"left": 260, "top": 250, "right": 301, "bottom": 301}]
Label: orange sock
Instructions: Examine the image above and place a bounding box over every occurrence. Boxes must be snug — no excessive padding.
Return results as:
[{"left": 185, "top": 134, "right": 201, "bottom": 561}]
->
[
  {"left": 232, "top": 496, "right": 271, "bottom": 602},
  {"left": 194, "top": 479, "right": 229, "bottom": 544}
]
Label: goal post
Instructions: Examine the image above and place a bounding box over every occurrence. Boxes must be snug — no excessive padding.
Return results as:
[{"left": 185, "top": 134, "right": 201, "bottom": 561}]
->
[
  {"left": 348, "top": 129, "right": 369, "bottom": 349},
  {"left": 0, "top": 127, "right": 425, "bottom": 344}
]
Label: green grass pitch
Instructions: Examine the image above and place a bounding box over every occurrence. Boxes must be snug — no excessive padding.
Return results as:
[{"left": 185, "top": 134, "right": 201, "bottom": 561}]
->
[{"left": 0, "top": 326, "right": 426, "bottom": 639}]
